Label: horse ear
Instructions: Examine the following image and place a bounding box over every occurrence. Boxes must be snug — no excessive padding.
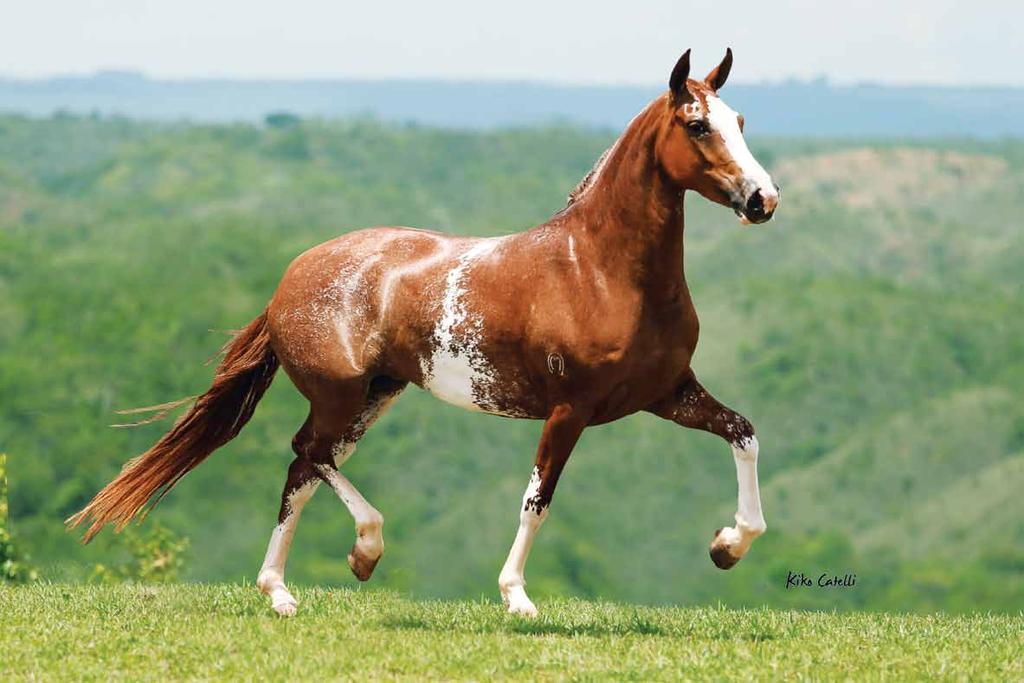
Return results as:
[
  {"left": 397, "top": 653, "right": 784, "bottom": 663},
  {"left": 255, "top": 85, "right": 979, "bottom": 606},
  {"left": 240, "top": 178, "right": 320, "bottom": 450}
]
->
[
  {"left": 669, "top": 49, "right": 691, "bottom": 98},
  {"left": 704, "top": 47, "right": 733, "bottom": 91}
]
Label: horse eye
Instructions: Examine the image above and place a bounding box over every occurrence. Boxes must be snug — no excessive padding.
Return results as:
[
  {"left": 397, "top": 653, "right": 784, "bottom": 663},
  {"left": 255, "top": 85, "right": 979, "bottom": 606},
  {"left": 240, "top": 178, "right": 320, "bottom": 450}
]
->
[{"left": 686, "top": 120, "right": 710, "bottom": 137}]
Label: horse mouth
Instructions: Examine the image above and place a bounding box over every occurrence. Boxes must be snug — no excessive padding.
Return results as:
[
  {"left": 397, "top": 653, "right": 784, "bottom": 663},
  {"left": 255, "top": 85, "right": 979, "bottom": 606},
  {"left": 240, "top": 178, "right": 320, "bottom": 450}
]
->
[
  {"left": 732, "top": 204, "right": 774, "bottom": 226},
  {"left": 733, "top": 207, "right": 753, "bottom": 225}
]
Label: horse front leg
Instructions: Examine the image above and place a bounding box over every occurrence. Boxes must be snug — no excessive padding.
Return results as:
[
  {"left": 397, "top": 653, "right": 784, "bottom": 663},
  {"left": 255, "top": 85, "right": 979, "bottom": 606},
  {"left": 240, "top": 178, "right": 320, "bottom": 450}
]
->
[
  {"left": 498, "top": 403, "right": 587, "bottom": 616},
  {"left": 648, "top": 373, "right": 767, "bottom": 569}
]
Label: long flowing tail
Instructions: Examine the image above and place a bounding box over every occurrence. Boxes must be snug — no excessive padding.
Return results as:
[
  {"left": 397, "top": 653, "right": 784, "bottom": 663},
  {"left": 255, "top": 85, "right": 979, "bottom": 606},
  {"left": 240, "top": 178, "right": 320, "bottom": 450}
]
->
[{"left": 66, "top": 310, "right": 279, "bottom": 542}]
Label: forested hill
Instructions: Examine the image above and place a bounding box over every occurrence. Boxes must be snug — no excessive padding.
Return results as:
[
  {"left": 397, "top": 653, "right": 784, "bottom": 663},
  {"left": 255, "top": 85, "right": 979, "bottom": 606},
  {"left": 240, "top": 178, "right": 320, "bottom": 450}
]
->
[
  {"left": 2, "top": 71, "right": 1024, "bottom": 137},
  {"left": 2, "top": 113, "right": 1022, "bottom": 613}
]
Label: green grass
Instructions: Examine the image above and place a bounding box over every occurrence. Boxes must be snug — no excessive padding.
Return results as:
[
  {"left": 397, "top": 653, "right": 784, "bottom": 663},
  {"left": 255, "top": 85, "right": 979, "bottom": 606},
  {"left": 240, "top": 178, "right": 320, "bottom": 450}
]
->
[{"left": 1, "top": 584, "right": 1020, "bottom": 680}]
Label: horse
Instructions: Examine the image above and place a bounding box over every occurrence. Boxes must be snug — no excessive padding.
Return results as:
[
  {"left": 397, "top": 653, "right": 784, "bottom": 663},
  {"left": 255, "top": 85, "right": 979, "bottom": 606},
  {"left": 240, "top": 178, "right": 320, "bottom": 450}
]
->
[{"left": 68, "top": 48, "right": 780, "bottom": 617}]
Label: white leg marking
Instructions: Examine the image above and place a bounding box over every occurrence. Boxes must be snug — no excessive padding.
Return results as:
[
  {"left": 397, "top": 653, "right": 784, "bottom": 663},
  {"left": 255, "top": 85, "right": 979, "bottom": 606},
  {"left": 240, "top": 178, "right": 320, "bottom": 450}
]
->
[
  {"left": 257, "top": 479, "right": 319, "bottom": 617},
  {"left": 315, "top": 461, "right": 384, "bottom": 561},
  {"left": 720, "top": 436, "right": 767, "bottom": 557},
  {"left": 498, "top": 467, "right": 546, "bottom": 617}
]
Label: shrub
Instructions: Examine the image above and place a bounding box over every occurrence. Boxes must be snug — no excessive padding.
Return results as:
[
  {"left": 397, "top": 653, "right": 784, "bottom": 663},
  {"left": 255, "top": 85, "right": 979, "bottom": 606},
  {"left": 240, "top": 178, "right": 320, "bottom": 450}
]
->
[
  {"left": 90, "top": 523, "right": 189, "bottom": 584},
  {"left": 1, "top": 453, "right": 38, "bottom": 583}
]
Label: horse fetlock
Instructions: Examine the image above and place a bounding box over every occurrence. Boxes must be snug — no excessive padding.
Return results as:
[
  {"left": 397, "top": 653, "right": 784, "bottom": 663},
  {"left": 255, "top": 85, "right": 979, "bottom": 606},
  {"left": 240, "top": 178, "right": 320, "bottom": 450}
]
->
[
  {"left": 740, "top": 518, "right": 767, "bottom": 538},
  {"left": 258, "top": 570, "right": 298, "bottom": 617},
  {"left": 357, "top": 510, "right": 384, "bottom": 535},
  {"left": 355, "top": 518, "right": 384, "bottom": 551},
  {"left": 498, "top": 569, "right": 524, "bottom": 594},
  {"left": 499, "top": 574, "right": 537, "bottom": 617},
  {"left": 501, "top": 584, "right": 538, "bottom": 617},
  {"left": 256, "top": 568, "right": 283, "bottom": 594}
]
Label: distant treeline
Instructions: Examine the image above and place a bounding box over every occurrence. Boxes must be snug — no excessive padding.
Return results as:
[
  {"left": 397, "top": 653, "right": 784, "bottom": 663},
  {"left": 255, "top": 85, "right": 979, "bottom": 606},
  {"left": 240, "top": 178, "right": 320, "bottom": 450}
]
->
[{"left": 2, "top": 71, "right": 1023, "bottom": 137}]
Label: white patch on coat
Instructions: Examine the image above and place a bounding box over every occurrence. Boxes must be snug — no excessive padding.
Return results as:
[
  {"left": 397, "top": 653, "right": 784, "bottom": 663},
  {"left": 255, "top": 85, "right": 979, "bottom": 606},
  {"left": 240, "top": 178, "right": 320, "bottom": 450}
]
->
[
  {"left": 705, "top": 95, "right": 777, "bottom": 201},
  {"left": 377, "top": 236, "right": 451, "bottom": 321},
  {"left": 329, "top": 253, "right": 384, "bottom": 372},
  {"left": 421, "top": 237, "right": 507, "bottom": 413},
  {"left": 566, "top": 235, "right": 582, "bottom": 280}
]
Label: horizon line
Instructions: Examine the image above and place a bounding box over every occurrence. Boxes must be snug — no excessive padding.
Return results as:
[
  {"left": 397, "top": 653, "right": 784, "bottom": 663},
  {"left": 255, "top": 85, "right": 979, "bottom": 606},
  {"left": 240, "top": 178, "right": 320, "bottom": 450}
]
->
[{"left": 2, "top": 69, "right": 1024, "bottom": 92}]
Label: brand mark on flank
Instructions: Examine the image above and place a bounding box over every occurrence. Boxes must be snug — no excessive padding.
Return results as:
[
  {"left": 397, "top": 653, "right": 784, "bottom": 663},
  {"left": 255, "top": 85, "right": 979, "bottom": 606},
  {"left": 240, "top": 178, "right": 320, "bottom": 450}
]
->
[{"left": 546, "top": 353, "right": 565, "bottom": 376}]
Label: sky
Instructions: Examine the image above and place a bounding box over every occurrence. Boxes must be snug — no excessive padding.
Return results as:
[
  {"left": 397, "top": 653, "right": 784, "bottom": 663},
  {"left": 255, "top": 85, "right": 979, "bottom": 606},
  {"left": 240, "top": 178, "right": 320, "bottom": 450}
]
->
[{"left": 2, "top": 0, "right": 1021, "bottom": 86}]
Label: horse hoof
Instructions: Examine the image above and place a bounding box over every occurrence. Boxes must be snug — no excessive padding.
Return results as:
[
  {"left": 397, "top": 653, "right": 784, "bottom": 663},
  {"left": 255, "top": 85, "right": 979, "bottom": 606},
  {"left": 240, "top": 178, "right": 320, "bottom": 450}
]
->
[
  {"left": 507, "top": 601, "right": 539, "bottom": 618},
  {"left": 709, "top": 528, "right": 741, "bottom": 570},
  {"left": 271, "top": 597, "right": 298, "bottom": 617},
  {"left": 348, "top": 545, "right": 381, "bottom": 581}
]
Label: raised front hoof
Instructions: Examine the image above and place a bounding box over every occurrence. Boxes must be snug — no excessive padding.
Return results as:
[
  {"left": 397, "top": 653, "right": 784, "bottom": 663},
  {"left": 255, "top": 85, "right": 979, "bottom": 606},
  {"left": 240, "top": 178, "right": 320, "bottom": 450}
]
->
[
  {"left": 709, "top": 528, "right": 742, "bottom": 570},
  {"left": 347, "top": 546, "right": 381, "bottom": 582}
]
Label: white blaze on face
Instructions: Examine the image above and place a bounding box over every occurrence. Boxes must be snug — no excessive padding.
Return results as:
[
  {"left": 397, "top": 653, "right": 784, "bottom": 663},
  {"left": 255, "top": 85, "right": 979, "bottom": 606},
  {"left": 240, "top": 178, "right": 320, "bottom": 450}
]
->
[{"left": 705, "top": 95, "right": 777, "bottom": 204}]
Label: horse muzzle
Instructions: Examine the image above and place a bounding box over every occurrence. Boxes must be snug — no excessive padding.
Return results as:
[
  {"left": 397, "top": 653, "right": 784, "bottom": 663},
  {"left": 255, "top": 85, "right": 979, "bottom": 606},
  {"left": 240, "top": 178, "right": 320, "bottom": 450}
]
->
[{"left": 734, "top": 184, "right": 780, "bottom": 224}]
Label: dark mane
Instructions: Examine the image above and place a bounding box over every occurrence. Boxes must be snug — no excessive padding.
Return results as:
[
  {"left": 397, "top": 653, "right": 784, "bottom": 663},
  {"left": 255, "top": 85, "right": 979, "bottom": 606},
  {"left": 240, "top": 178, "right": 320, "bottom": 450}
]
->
[{"left": 565, "top": 146, "right": 612, "bottom": 207}]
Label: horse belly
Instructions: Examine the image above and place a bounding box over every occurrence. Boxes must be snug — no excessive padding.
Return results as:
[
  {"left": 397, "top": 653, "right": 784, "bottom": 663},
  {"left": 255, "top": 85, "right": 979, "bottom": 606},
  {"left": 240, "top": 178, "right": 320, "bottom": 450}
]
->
[{"left": 421, "top": 343, "right": 536, "bottom": 418}]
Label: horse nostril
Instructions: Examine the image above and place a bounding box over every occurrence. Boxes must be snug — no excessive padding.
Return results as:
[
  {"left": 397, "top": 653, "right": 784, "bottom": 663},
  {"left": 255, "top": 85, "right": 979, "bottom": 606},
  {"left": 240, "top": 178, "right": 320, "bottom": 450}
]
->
[{"left": 745, "top": 190, "right": 766, "bottom": 220}]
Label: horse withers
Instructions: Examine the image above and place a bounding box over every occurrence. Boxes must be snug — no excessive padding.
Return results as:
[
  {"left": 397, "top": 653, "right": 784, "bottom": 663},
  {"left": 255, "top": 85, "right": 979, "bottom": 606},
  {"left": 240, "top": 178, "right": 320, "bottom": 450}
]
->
[{"left": 69, "top": 48, "right": 780, "bottom": 617}]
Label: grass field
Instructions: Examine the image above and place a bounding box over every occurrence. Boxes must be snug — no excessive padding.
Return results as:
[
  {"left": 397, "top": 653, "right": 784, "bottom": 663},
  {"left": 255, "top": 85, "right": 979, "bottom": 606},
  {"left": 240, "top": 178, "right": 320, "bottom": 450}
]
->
[{"left": 1, "top": 584, "right": 1020, "bottom": 680}]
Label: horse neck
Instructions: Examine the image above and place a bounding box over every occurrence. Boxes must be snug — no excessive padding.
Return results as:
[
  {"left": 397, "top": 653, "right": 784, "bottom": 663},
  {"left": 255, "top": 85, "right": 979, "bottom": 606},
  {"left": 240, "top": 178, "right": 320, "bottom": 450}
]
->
[{"left": 563, "top": 104, "right": 687, "bottom": 294}]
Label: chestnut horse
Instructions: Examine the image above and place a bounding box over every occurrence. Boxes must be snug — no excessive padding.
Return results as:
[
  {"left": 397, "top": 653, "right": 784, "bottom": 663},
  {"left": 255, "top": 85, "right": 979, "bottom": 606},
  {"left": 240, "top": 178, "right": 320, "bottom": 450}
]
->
[{"left": 69, "top": 48, "right": 779, "bottom": 617}]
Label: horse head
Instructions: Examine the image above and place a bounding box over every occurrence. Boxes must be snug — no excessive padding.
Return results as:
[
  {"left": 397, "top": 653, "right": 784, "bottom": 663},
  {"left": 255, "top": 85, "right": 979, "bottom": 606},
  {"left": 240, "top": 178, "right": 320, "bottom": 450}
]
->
[{"left": 655, "top": 48, "right": 780, "bottom": 224}]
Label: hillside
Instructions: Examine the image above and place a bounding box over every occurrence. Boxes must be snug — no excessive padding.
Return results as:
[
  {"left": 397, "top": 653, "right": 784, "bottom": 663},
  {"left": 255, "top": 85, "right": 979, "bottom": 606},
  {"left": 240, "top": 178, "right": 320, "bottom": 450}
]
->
[
  {"left": 1, "top": 113, "right": 1022, "bottom": 612},
  {"left": 1, "top": 585, "right": 1020, "bottom": 680}
]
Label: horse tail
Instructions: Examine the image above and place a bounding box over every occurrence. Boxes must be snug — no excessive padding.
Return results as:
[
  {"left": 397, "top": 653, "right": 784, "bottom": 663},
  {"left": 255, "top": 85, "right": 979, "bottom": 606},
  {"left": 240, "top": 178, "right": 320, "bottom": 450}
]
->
[{"left": 66, "top": 310, "right": 279, "bottom": 542}]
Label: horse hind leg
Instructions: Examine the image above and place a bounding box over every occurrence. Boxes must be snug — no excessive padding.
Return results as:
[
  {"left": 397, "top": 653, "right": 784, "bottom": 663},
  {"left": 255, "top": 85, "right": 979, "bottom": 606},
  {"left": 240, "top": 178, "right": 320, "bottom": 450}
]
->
[
  {"left": 307, "top": 376, "right": 405, "bottom": 581},
  {"left": 257, "top": 452, "right": 320, "bottom": 617},
  {"left": 256, "top": 377, "right": 404, "bottom": 616}
]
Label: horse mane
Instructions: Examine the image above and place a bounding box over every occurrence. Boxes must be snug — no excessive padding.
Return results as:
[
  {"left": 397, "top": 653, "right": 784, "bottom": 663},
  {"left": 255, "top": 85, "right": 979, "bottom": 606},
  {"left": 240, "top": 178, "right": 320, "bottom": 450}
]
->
[
  {"left": 565, "top": 146, "right": 612, "bottom": 207},
  {"left": 564, "top": 99, "right": 662, "bottom": 208}
]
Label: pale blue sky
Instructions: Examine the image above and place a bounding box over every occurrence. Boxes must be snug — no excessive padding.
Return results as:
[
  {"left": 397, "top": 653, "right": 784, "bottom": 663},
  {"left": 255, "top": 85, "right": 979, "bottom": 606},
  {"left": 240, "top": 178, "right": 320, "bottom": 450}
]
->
[{"left": 3, "top": 0, "right": 1020, "bottom": 85}]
